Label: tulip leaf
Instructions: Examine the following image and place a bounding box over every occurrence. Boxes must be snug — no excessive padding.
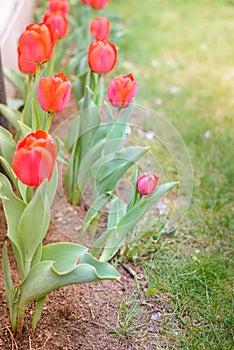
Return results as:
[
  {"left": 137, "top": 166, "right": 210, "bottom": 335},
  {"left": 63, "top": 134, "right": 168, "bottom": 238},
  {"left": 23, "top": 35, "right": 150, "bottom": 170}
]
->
[
  {"left": 78, "top": 139, "right": 105, "bottom": 192},
  {"left": 18, "top": 250, "right": 120, "bottom": 309},
  {"left": 81, "top": 193, "right": 110, "bottom": 235},
  {"left": 64, "top": 115, "right": 80, "bottom": 152},
  {"left": 32, "top": 296, "right": 45, "bottom": 331},
  {"left": 3, "top": 67, "right": 26, "bottom": 99},
  {"left": 0, "top": 156, "right": 19, "bottom": 192},
  {"left": 2, "top": 242, "right": 14, "bottom": 322},
  {"left": 127, "top": 166, "right": 140, "bottom": 211},
  {"left": 91, "top": 182, "right": 179, "bottom": 261},
  {"left": 103, "top": 100, "right": 134, "bottom": 155},
  {"left": 0, "top": 126, "right": 16, "bottom": 164},
  {"left": 41, "top": 242, "right": 87, "bottom": 275},
  {"left": 107, "top": 196, "right": 127, "bottom": 229},
  {"left": 0, "top": 103, "right": 21, "bottom": 130},
  {"left": 92, "top": 146, "right": 149, "bottom": 194},
  {"left": 0, "top": 174, "right": 26, "bottom": 277},
  {"left": 17, "top": 120, "right": 32, "bottom": 138},
  {"left": 18, "top": 181, "right": 50, "bottom": 274}
]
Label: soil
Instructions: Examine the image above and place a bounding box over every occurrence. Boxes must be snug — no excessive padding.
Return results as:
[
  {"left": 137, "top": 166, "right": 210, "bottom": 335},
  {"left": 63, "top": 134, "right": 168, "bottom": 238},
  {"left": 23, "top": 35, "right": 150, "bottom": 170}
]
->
[{"left": 0, "top": 98, "right": 171, "bottom": 350}]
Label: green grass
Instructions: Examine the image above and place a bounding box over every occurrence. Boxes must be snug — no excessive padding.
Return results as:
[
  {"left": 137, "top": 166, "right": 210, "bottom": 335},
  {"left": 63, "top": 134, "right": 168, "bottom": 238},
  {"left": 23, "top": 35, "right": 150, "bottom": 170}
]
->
[{"left": 106, "top": 0, "right": 234, "bottom": 348}]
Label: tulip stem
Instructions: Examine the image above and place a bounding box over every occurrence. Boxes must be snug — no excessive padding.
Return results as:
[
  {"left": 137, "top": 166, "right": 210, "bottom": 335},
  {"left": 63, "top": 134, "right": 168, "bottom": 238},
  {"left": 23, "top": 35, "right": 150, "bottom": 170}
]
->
[
  {"left": 93, "top": 74, "right": 102, "bottom": 105},
  {"left": 45, "top": 111, "right": 54, "bottom": 132}
]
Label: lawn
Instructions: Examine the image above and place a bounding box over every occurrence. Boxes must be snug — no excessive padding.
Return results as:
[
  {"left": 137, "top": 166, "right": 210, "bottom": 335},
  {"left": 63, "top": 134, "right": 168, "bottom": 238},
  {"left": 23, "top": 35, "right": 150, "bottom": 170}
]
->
[{"left": 106, "top": 0, "right": 234, "bottom": 348}]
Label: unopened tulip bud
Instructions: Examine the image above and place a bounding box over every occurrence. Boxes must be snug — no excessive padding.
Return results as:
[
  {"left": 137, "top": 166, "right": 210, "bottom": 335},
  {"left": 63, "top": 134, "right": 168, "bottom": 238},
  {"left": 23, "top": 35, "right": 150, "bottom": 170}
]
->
[{"left": 136, "top": 173, "right": 159, "bottom": 195}]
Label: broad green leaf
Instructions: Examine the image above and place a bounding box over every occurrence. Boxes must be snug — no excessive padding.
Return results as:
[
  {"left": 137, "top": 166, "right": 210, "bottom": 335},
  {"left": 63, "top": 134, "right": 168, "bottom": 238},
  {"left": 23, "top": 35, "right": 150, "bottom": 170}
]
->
[
  {"left": 17, "top": 120, "right": 32, "bottom": 139},
  {"left": 41, "top": 242, "right": 87, "bottom": 275},
  {"left": 103, "top": 100, "right": 134, "bottom": 155},
  {"left": 0, "top": 157, "right": 19, "bottom": 192},
  {"left": 92, "top": 182, "right": 179, "bottom": 261},
  {"left": 32, "top": 296, "right": 45, "bottom": 331},
  {"left": 3, "top": 67, "right": 25, "bottom": 99},
  {"left": 64, "top": 115, "right": 80, "bottom": 152},
  {"left": 81, "top": 193, "right": 110, "bottom": 235},
  {"left": 107, "top": 196, "right": 127, "bottom": 229},
  {"left": 18, "top": 181, "right": 50, "bottom": 274},
  {"left": 0, "top": 174, "right": 26, "bottom": 271},
  {"left": 0, "top": 103, "right": 21, "bottom": 130},
  {"left": 7, "top": 98, "right": 24, "bottom": 110},
  {"left": 0, "top": 126, "right": 16, "bottom": 164},
  {"left": 18, "top": 251, "right": 120, "bottom": 309},
  {"left": 78, "top": 139, "right": 105, "bottom": 192},
  {"left": 93, "top": 146, "right": 149, "bottom": 194}
]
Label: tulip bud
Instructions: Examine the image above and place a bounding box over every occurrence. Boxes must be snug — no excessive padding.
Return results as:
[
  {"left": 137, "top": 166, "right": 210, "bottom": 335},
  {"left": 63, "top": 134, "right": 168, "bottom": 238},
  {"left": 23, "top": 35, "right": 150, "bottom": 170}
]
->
[
  {"left": 48, "top": 0, "right": 70, "bottom": 15},
  {"left": 88, "top": 39, "right": 118, "bottom": 74},
  {"left": 107, "top": 73, "right": 139, "bottom": 108},
  {"left": 37, "top": 73, "right": 71, "bottom": 113},
  {"left": 12, "top": 130, "right": 57, "bottom": 187},
  {"left": 18, "top": 23, "right": 58, "bottom": 64},
  {"left": 86, "top": 0, "right": 109, "bottom": 9},
  {"left": 136, "top": 173, "right": 159, "bottom": 195},
  {"left": 43, "top": 11, "right": 68, "bottom": 39},
  {"left": 90, "top": 17, "right": 111, "bottom": 40}
]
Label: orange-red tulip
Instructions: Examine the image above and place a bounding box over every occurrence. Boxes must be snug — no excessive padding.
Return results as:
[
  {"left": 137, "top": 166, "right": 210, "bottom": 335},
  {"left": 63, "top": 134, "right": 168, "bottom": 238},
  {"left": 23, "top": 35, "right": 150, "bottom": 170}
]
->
[
  {"left": 107, "top": 73, "right": 139, "bottom": 108},
  {"left": 136, "top": 173, "right": 159, "bottom": 195},
  {"left": 48, "top": 0, "right": 70, "bottom": 15},
  {"left": 18, "top": 23, "right": 58, "bottom": 64},
  {"left": 86, "top": 0, "right": 109, "bottom": 9},
  {"left": 43, "top": 11, "right": 68, "bottom": 39},
  {"left": 88, "top": 39, "right": 117, "bottom": 74},
  {"left": 37, "top": 73, "right": 71, "bottom": 113},
  {"left": 12, "top": 130, "right": 57, "bottom": 187},
  {"left": 90, "top": 17, "right": 110, "bottom": 40},
  {"left": 18, "top": 48, "right": 37, "bottom": 75}
]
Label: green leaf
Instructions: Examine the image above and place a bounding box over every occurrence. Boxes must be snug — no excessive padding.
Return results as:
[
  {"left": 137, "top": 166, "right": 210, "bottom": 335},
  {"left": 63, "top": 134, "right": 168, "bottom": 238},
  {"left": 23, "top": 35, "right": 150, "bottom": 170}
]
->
[
  {"left": 41, "top": 242, "right": 87, "bottom": 275},
  {"left": 93, "top": 146, "right": 149, "bottom": 194},
  {"left": 2, "top": 242, "right": 14, "bottom": 322},
  {"left": 81, "top": 193, "right": 110, "bottom": 235},
  {"left": 18, "top": 181, "right": 50, "bottom": 274},
  {"left": 78, "top": 139, "right": 105, "bottom": 192},
  {"left": 17, "top": 120, "right": 32, "bottom": 139},
  {"left": 127, "top": 166, "right": 140, "bottom": 211},
  {"left": 18, "top": 249, "right": 120, "bottom": 309},
  {"left": 0, "top": 103, "right": 21, "bottom": 130},
  {"left": 32, "top": 296, "right": 45, "bottom": 331},
  {"left": 0, "top": 174, "right": 26, "bottom": 276},
  {"left": 3, "top": 67, "right": 26, "bottom": 99},
  {"left": 107, "top": 196, "right": 127, "bottom": 229},
  {"left": 64, "top": 115, "right": 80, "bottom": 152},
  {"left": 103, "top": 100, "right": 134, "bottom": 155},
  {"left": 0, "top": 157, "right": 19, "bottom": 192},
  {"left": 93, "top": 182, "right": 179, "bottom": 261},
  {"left": 0, "top": 126, "right": 16, "bottom": 164}
]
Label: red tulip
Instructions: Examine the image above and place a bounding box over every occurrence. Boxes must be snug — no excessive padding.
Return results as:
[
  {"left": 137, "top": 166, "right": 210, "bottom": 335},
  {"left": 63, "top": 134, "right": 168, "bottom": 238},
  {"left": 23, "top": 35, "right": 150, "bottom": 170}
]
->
[
  {"left": 90, "top": 17, "right": 110, "bottom": 40},
  {"left": 37, "top": 73, "right": 71, "bottom": 113},
  {"left": 86, "top": 0, "right": 109, "bottom": 9},
  {"left": 107, "top": 73, "right": 139, "bottom": 108},
  {"left": 43, "top": 11, "right": 68, "bottom": 39},
  {"left": 12, "top": 130, "right": 57, "bottom": 187},
  {"left": 18, "top": 23, "right": 58, "bottom": 64},
  {"left": 88, "top": 39, "right": 117, "bottom": 74},
  {"left": 136, "top": 173, "right": 159, "bottom": 195},
  {"left": 48, "top": 0, "right": 70, "bottom": 15},
  {"left": 18, "top": 48, "right": 37, "bottom": 75}
]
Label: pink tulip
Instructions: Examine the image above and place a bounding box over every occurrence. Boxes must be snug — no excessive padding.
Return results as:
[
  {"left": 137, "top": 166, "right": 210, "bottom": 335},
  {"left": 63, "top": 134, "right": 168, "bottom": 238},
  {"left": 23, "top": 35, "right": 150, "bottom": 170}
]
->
[
  {"left": 107, "top": 73, "right": 139, "bottom": 108},
  {"left": 90, "top": 17, "right": 111, "bottom": 40},
  {"left": 136, "top": 173, "right": 159, "bottom": 195}
]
